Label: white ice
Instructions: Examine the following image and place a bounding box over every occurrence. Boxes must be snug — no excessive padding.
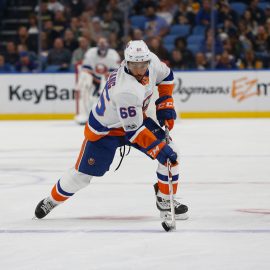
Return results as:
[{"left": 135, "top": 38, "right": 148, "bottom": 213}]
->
[{"left": 0, "top": 119, "right": 270, "bottom": 270}]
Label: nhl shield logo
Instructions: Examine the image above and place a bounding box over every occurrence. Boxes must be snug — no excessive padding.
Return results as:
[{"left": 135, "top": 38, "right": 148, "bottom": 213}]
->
[{"left": 88, "top": 158, "right": 95, "bottom": 165}]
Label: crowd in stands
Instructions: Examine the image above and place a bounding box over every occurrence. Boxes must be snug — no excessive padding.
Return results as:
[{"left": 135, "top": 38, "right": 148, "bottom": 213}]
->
[{"left": 1, "top": 0, "right": 270, "bottom": 73}]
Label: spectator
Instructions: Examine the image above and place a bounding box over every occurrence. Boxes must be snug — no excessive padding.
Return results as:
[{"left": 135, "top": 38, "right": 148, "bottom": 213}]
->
[
  {"left": 156, "top": 0, "right": 174, "bottom": 25},
  {"left": 169, "top": 49, "right": 187, "bottom": 70},
  {"left": 218, "top": 18, "right": 237, "bottom": 38},
  {"left": 200, "top": 30, "right": 223, "bottom": 62},
  {"left": 131, "top": 28, "right": 144, "bottom": 40},
  {"left": 107, "top": 0, "right": 124, "bottom": 29},
  {"left": 173, "top": 1, "right": 195, "bottom": 26},
  {"left": 237, "top": 20, "right": 254, "bottom": 52},
  {"left": 101, "top": 10, "right": 120, "bottom": 39},
  {"left": 4, "top": 41, "right": 19, "bottom": 65},
  {"left": 16, "top": 26, "right": 38, "bottom": 53},
  {"left": 229, "top": 34, "right": 244, "bottom": 60},
  {"left": 247, "top": 0, "right": 265, "bottom": 25},
  {"left": 70, "top": 17, "right": 81, "bottom": 39},
  {"left": 47, "top": 38, "right": 71, "bottom": 70},
  {"left": 215, "top": 50, "right": 237, "bottom": 69},
  {"left": 47, "top": 0, "right": 65, "bottom": 14},
  {"left": 66, "top": 0, "right": 84, "bottom": 17},
  {"left": 0, "top": 54, "right": 13, "bottom": 73},
  {"left": 90, "top": 17, "right": 105, "bottom": 43},
  {"left": 174, "top": 37, "right": 194, "bottom": 66},
  {"left": 15, "top": 51, "right": 37, "bottom": 72},
  {"left": 63, "top": 29, "right": 79, "bottom": 52},
  {"left": 217, "top": 1, "right": 238, "bottom": 26},
  {"left": 148, "top": 36, "right": 169, "bottom": 62},
  {"left": 40, "top": 31, "right": 50, "bottom": 60},
  {"left": 194, "top": 52, "right": 209, "bottom": 70},
  {"left": 35, "top": 2, "right": 53, "bottom": 22},
  {"left": 43, "top": 20, "right": 60, "bottom": 49},
  {"left": 28, "top": 15, "right": 39, "bottom": 35},
  {"left": 264, "top": 6, "right": 270, "bottom": 34},
  {"left": 17, "top": 44, "right": 37, "bottom": 63},
  {"left": 239, "top": 49, "right": 263, "bottom": 69},
  {"left": 196, "top": 0, "right": 218, "bottom": 26},
  {"left": 71, "top": 37, "right": 89, "bottom": 65},
  {"left": 80, "top": 28, "right": 94, "bottom": 45},
  {"left": 144, "top": 3, "right": 169, "bottom": 38},
  {"left": 52, "top": 10, "right": 67, "bottom": 35},
  {"left": 108, "top": 32, "right": 123, "bottom": 52},
  {"left": 242, "top": 10, "right": 258, "bottom": 36},
  {"left": 133, "top": 0, "right": 155, "bottom": 15},
  {"left": 254, "top": 26, "right": 268, "bottom": 53}
]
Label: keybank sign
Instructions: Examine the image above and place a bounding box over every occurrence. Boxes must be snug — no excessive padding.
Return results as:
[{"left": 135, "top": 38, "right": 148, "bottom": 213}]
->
[
  {"left": 9, "top": 84, "right": 76, "bottom": 104},
  {"left": 0, "top": 73, "right": 76, "bottom": 113}
]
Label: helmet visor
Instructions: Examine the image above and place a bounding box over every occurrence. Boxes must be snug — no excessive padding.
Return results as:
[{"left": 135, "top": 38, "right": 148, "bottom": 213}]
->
[{"left": 127, "top": 61, "right": 150, "bottom": 69}]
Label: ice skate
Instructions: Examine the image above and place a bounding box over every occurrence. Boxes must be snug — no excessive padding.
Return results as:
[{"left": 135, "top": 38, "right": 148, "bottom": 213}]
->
[
  {"left": 154, "top": 183, "right": 188, "bottom": 220},
  {"left": 34, "top": 197, "right": 58, "bottom": 219}
]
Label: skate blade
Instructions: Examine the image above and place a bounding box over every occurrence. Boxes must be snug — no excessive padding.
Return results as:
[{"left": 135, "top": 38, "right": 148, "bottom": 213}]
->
[{"left": 160, "top": 211, "right": 189, "bottom": 220}]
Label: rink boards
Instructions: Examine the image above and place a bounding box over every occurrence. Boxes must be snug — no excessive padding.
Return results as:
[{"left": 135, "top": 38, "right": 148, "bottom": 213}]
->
[{"left": 0, "top": 70, "right": 270, "bottom": 120}]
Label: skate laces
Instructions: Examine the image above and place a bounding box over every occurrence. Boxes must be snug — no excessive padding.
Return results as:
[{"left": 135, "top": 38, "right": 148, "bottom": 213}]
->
[
  {"left": 158, "top": 196, "right": 182, "bottom": 209},
  {"left": 40, "top": 198, "right": 56, "bottom": 214}
]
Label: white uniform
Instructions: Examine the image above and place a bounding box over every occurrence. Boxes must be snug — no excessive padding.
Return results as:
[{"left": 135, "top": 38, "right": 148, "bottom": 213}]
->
[
  {"left": 75, "top": 47, "right": 121, "bottom": 124},
  {"left": 86, "top": 52, "right": 174, "bottom": 140},
  {"left": 82, "top": 47, "right": 121, "bottom": 80}
]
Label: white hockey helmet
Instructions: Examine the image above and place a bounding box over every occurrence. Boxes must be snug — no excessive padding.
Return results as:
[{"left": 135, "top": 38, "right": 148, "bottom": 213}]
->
[{"left": 124, "top": 40, "right": 151, "bottom": 63}]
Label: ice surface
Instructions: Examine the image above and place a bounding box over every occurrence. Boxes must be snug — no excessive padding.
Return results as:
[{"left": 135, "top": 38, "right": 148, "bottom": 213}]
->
[{"left": 0, "top": 119, "right": 270, "bottom": 270}]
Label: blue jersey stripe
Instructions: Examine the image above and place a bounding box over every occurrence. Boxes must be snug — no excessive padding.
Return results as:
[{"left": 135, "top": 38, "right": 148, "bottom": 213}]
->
[
  {"left": 88, "top": 112, "right": 109, "bottom": 133},
  {"left": 156, "top": 69, "right": 174, "bottom": 86},
  {"left": 57, "top": 180, "right": 74, "bottom": 196},
  {"left": 82, "top": 65, "right": 93, "bottom": 71},
  {"left": 157, "top": 172, "right": 179, "bottom": 182}
]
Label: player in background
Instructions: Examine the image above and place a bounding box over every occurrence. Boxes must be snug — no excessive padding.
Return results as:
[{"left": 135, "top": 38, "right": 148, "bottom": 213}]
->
[
  {"left": 75, "top": 37, "right": 121, "bottom": 125},
  {"left": 35, "top": 40, "right": 188, "bottom": 221}
]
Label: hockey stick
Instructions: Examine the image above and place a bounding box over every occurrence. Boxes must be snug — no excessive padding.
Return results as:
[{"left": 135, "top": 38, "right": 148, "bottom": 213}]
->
[{"left": 161, "top": 122, "right": 176, "bottom": 232}]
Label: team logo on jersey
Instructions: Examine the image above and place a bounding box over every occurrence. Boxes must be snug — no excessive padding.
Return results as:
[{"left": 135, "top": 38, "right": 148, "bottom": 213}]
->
[
  {"left": 125, "top": 123, "right": 138, "bottom": 130},
  {"left": 95, "top": 64, "right": 108, "bottom": 75},
  {"left": 88, "top": 158, "right": 95, "bottom": 165},
  {"left": 141, "top": 76, "right": 149, "bottom": 86}
]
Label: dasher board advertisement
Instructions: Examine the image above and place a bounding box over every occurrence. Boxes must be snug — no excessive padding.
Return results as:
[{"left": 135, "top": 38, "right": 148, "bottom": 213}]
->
[
  {"left": 173, "top": 70, "right": 270, "bottom": 118},
  {"left": 0, "top": 73, "right": 75, "bottom": 119},
  {"left": 0, "top": 70, "right": 270, "bottom": 119}
]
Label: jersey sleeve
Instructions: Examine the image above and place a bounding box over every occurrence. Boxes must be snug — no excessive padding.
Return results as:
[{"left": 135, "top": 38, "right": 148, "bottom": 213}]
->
[
  {"left": 82, "top": 49, "right": 94, "bottom": 71},
  {"left": 110, "top": 51, "right": 121, "bottom": 71},
  {"left": 152, "top": 53, "right": 175, "bottom": 97}
]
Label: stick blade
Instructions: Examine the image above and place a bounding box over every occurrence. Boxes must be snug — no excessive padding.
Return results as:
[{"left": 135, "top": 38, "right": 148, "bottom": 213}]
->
[{"left": 161, "top": 221, "right": 175, "bottom": 232}]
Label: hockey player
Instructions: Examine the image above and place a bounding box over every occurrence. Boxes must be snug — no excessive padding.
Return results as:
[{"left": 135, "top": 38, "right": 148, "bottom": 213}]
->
[
  {"left": 75, "top": 36, "right": 121, "bottom": 124},
  {"left": 35, "top": 40, "right": 188, "bottom": 221}
]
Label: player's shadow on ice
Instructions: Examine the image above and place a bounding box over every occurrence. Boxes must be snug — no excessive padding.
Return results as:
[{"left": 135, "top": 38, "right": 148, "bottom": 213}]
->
[{"left": 63, "top": 215, "right": 158, "bottom": 221}]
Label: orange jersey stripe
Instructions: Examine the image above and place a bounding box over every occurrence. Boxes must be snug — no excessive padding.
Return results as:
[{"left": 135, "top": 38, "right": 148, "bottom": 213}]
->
[
  {"left": 84, "top": 124, "right": 125, "bottom": 142},
  {"left": 51, "top": 184, "right": 69, "bottom": 202},
  {"left": 108, "top": 128, "right": 125, "bottom": 136},
  {"left": 84, "top": 125, "right": 106, "bottom": 141},
  {"left": 75, "top": 138, "right": 87, "bottom": 170},
  {"left": 132, "top": 127, "right": 157, "bottom": 149},
  {"left": 158, "top": 84, "right": 174, "bottom": 97},
  {"left": 158, "top": 181, "right": 178, "bottom": 195}
]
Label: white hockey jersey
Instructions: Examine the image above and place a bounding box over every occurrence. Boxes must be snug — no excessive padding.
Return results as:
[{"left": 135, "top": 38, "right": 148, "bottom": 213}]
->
[
  {"left": 82, "top": 47, "right": 121, "bottom": 79},
  {"left": 84, "top": 52, "right": 174, "bottom": 149}
]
